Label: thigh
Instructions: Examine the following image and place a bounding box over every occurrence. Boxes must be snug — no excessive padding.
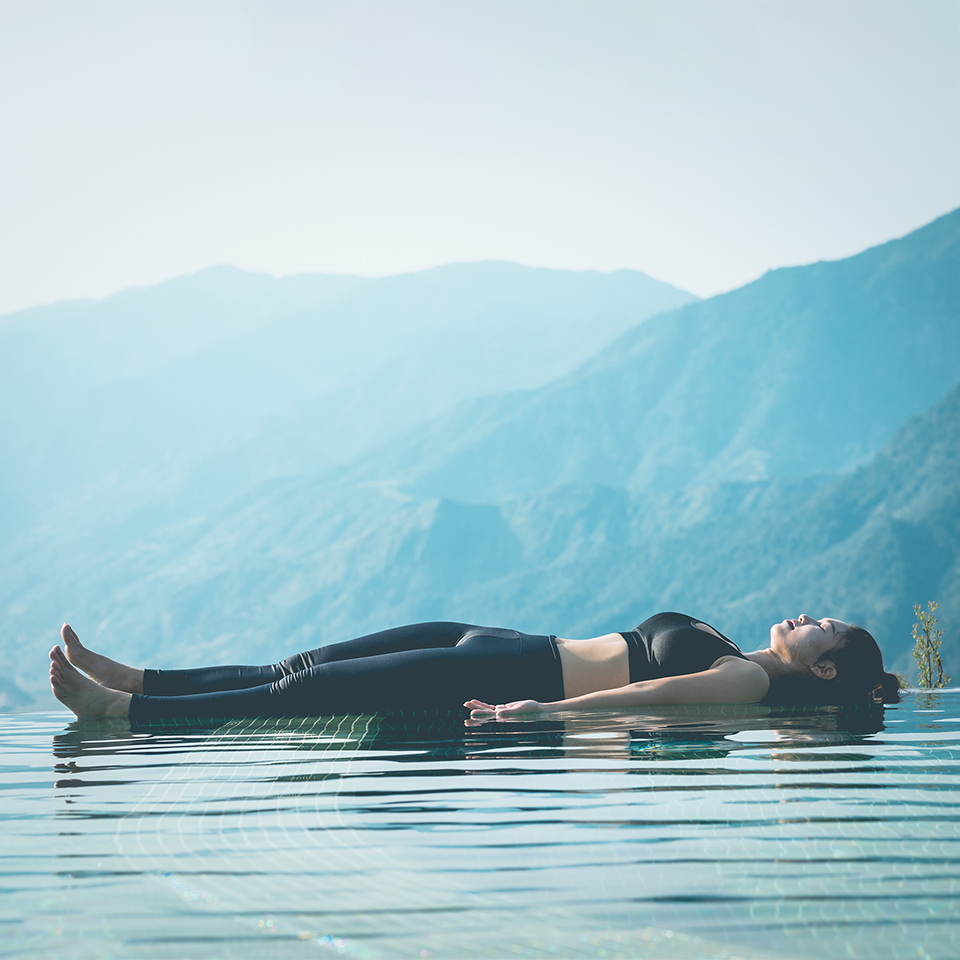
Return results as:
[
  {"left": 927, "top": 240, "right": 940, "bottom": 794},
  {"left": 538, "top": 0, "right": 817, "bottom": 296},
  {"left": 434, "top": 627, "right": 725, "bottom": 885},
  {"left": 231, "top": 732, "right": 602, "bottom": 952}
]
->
[
  {"left": 278, "top": 633, "right": 529, "bottom": 714},
  {"left": 279, "top": 622, "right": 479, "bottom": 674}
]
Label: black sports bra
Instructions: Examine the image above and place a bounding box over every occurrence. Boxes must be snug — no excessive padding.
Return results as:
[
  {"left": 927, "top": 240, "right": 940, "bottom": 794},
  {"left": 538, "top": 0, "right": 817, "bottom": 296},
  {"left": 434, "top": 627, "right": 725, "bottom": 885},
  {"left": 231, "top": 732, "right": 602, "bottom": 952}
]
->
[{"left": 619, "top": 612, "right": 746, "bottom": 683}]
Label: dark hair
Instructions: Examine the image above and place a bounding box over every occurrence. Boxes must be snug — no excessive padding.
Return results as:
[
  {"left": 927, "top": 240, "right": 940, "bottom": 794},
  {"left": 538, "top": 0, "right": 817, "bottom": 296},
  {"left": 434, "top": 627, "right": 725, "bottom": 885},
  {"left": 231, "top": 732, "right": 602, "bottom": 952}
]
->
[{"left": 761, "top": 625, "right": 902, "bottom": 706}]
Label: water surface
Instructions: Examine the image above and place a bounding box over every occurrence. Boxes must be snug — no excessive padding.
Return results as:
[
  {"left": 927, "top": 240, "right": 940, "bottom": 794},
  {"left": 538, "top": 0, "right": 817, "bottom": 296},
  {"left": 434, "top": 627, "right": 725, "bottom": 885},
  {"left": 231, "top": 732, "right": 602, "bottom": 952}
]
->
[{"left": 3, "top": 694, "right": 959, "bottom": 958}]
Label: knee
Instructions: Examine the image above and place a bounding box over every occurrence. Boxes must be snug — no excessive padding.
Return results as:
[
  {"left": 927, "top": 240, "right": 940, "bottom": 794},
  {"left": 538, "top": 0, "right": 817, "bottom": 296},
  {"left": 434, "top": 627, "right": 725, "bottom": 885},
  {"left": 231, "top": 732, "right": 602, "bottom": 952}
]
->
[
  {"left": 276, "top": 654, "right": 300, "bottom": 677},
  {"left": 273, "top": 662, "right": 326, "bottom": 702},
  {"left": 277, "top": 649, "right": 324, "bottom": 676}
]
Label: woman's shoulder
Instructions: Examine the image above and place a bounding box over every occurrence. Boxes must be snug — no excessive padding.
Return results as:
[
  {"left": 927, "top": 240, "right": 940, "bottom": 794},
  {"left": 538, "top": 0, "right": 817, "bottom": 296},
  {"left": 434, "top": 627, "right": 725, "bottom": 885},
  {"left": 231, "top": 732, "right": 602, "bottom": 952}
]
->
[{"left": 711, "top": 656, "right": 770, "bottom": 699}]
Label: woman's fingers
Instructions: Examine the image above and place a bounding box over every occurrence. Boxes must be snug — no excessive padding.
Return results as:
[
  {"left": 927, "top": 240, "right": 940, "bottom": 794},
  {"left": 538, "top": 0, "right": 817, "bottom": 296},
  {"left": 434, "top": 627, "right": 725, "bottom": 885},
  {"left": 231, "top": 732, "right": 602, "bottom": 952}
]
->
[
  {"left": 464, "top": 699, "right": 496, "bottom": 713},
  {"left": 494, "top": 700, "right": 543, "bottom": 716},
  {"left": 464, "top": 699, "right": 546, "bottom": 722}
]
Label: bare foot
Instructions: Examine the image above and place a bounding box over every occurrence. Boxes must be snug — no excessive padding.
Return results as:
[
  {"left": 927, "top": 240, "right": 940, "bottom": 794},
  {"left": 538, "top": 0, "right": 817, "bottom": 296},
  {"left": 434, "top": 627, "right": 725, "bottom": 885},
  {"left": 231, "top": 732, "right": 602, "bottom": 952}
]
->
[
  {"left": 61, "top": 624, "right": 144, "bottom": 694},
  {"left": 50, "top": 645, "right": 131, "bottom": 718}
]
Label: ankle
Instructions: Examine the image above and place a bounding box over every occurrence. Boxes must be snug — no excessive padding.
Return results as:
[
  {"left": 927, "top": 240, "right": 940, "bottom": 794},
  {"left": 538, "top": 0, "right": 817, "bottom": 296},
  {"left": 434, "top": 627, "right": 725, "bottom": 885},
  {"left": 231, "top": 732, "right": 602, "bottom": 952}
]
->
[{"left": 108, "top": 691, "right": 133, "bottom": 718}]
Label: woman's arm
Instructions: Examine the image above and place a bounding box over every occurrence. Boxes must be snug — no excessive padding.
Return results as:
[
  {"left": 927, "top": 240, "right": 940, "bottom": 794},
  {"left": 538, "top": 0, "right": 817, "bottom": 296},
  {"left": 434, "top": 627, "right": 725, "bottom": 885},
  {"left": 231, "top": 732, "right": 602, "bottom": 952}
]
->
[
  {"left": 553, "top": 657, "right": 768, "bottom": 707},
  {"left": 465, "top": 658, "right": 769, "bottom": 718}
]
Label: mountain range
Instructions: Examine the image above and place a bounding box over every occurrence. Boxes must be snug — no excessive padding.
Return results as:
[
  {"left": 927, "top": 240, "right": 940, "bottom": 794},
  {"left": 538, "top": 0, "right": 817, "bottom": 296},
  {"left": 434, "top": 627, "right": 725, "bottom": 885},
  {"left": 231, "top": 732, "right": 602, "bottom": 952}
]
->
[{"left": 1, "top": 210, "right": 957, "bottom": 710}]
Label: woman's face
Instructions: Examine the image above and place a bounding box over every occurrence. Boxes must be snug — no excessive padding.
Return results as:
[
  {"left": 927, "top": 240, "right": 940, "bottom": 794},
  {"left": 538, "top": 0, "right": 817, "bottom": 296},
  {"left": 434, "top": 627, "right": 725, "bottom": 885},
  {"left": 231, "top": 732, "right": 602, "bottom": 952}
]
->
[{"left": 770, "top": 614, "right": 852, "bottom": 668}]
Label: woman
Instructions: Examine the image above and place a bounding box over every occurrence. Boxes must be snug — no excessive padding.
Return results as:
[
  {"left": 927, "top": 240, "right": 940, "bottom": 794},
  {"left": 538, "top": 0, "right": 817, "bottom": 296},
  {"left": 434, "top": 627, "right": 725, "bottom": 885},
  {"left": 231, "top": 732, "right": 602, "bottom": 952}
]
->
[{"left": 49, "top": 612, "right": 900, "bottom": 722}]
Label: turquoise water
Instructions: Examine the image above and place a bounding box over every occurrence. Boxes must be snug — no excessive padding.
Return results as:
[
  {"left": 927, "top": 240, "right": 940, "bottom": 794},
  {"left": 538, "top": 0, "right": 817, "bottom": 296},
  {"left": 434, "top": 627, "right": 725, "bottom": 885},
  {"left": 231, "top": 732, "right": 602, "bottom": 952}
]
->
[{"left": 2, "top": 694, "right": 959, "bottom": 959}]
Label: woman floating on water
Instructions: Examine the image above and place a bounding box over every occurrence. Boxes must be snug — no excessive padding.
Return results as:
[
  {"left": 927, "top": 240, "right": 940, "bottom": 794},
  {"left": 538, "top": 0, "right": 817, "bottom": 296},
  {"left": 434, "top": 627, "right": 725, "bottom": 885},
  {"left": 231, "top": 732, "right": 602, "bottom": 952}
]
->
[{"left": 50, "top": 613, "right": 900, "bottom": 721}]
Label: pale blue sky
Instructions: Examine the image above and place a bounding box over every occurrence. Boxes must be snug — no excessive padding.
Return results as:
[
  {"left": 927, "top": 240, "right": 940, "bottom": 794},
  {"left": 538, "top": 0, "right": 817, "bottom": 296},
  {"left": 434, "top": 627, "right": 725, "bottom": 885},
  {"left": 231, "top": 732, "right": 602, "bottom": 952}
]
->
[{"left": 1, "top": 0, "right": 958, "bottom": 313}]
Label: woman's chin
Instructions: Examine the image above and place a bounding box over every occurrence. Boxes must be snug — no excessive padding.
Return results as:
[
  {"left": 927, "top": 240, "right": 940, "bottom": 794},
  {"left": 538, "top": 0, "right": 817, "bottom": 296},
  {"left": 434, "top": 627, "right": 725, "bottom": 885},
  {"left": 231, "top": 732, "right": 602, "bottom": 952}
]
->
[{"left": 769, "top": 622, "right": 789, "bottom": 649}]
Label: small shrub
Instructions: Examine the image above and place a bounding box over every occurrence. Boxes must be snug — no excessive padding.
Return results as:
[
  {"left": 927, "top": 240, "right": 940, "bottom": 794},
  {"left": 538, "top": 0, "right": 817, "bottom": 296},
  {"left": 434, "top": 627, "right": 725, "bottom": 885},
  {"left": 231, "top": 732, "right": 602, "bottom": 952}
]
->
[{"left": 911, "top": 601, "right": 950, "bottom": 688}]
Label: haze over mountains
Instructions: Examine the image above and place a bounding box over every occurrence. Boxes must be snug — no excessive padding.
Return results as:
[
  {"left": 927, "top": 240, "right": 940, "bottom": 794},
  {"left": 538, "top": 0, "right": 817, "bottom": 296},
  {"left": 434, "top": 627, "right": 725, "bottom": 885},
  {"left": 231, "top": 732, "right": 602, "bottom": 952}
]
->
[
  {"left": 0, "top": 263, "right": 693, "bottom": 540},
  {"left": 2, "top": 210, "right": 958, "bottom": 710}
]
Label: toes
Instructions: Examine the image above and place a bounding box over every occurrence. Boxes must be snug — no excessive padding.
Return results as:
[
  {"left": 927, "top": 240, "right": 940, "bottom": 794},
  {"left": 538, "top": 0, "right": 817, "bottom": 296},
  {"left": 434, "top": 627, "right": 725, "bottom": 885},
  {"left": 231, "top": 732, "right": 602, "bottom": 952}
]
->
[
  {"left": 51, "top": 646, "right": 71, "bottom": 669},
  {"left": 62, "top": 624, "right": 79, "bottom": 644}
]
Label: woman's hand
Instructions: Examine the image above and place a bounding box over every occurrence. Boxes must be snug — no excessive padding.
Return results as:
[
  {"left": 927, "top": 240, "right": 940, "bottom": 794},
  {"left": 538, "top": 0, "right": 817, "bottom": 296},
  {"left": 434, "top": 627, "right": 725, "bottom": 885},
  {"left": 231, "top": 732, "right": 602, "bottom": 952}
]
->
[{"left": 463, "top": 698, "right": 545, "bottom": 720}]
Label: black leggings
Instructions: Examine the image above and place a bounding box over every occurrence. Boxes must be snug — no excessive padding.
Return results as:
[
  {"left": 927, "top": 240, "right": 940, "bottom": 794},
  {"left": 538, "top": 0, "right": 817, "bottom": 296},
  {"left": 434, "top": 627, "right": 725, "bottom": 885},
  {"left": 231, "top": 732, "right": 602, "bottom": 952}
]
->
[{"left": 129, "top": 622, "right": 565, "bottom": 721}]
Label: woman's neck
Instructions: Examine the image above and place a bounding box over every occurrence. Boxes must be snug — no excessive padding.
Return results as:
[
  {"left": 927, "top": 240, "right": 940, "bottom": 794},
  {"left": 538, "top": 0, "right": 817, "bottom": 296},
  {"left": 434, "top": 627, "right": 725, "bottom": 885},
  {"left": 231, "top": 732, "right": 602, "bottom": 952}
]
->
[{"left": 743, "top": 648, "right": 793, "bottom": 679}]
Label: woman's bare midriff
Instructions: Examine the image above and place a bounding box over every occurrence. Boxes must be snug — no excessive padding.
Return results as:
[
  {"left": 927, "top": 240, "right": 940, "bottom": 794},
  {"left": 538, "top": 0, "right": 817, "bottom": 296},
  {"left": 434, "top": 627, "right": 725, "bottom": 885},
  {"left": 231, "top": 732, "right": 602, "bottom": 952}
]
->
[{"left": 554, "top": 633, "right": 630, "bottom": 699}]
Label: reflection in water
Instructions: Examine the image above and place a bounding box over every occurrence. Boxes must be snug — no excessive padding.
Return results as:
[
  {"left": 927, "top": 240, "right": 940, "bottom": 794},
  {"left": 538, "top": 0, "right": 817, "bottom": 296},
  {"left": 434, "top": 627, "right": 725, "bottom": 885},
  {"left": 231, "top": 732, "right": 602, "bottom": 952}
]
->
[
  {"left": 3, "top": 695, "right": 958, "bottom": 959},
  {"left": 50, "top": 700, "right": 891, "bottom": 769}
]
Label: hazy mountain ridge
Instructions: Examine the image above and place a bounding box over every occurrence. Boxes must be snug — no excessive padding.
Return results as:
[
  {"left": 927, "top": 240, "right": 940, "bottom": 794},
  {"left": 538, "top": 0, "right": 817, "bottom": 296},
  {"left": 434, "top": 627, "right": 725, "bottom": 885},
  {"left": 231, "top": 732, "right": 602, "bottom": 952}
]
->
[
  {"left": 0, "top": 262, "right": 694, "bottom": 539},
  {"left": 339, "top": 208, "right": 960, "bottom": 502},
  {"left": 0, "top": 266, "right": 370, "bottom": 412}
]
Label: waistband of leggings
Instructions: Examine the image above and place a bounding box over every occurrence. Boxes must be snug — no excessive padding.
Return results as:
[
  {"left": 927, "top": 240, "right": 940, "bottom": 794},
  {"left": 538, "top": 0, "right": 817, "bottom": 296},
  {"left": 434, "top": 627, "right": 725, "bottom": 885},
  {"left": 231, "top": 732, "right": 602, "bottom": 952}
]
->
[
  {"left": 519, "top": 632, "right": 560, "bottom": 658},
  {"left": 518, "top": 632, "right": 564, "bottom": 702}
]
